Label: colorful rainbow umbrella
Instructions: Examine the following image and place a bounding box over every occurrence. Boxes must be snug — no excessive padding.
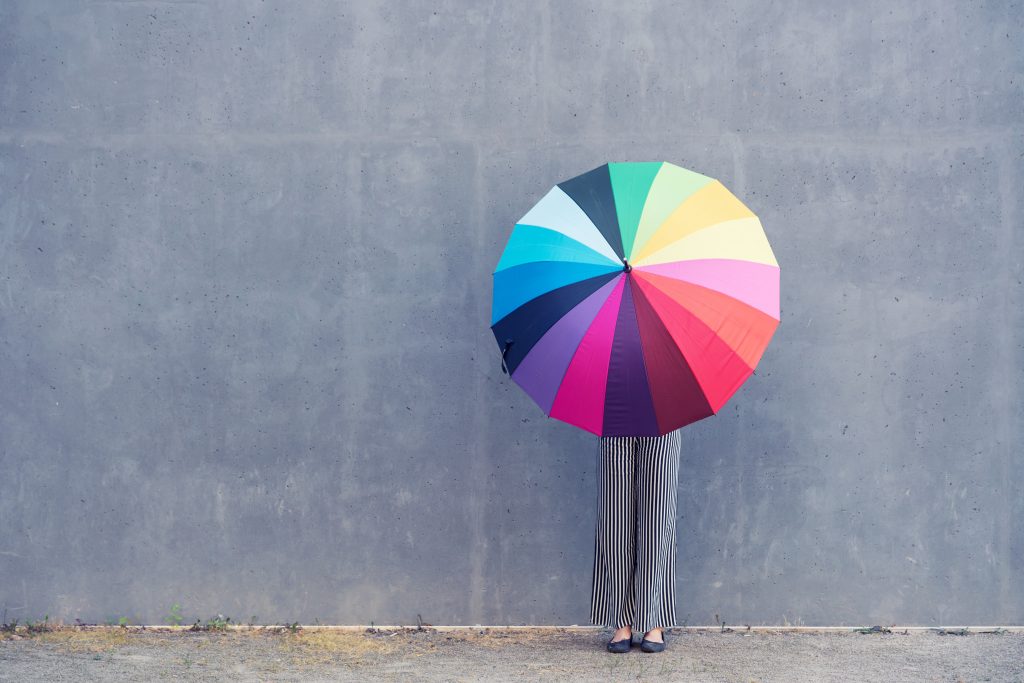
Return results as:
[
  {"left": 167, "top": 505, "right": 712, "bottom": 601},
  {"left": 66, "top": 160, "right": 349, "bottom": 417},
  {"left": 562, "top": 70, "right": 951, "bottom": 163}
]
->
[{"left": 490, "top": 161, "right": 780, "bottom": 437}]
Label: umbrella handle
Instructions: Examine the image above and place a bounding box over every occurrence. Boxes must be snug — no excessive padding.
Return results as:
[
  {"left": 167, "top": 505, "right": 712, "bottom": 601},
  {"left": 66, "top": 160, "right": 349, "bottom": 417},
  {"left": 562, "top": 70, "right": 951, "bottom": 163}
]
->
[{"left": 500, "top": 339, "right": 514, "bottom": 375}]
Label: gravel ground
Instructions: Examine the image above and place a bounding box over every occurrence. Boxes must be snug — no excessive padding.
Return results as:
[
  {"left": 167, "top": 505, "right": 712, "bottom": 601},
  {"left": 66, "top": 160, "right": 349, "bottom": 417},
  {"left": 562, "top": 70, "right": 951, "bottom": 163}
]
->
[{"left": 1, "top": 626, "right": 1022, "bottom": 682}]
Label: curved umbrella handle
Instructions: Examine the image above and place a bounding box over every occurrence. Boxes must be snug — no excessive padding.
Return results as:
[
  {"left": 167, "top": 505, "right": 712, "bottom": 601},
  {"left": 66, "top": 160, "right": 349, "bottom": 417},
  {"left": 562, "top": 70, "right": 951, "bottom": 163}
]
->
[{"left": 500, "top": 339, "right": 514, "bottom": 375}]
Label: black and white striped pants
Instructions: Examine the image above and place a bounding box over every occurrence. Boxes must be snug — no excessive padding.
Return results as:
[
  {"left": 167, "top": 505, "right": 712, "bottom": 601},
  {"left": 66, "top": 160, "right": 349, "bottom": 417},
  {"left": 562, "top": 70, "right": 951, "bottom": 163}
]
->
[{"left": 590, "top": 429, "right": 683, "bottom": 634}]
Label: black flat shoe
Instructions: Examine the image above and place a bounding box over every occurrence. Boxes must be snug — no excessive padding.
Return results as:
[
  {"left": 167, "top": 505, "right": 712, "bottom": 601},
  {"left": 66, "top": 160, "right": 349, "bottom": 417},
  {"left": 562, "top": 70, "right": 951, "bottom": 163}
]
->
[
  {"left": 640, "top": 635, "right": 666, "bottom": 653},
  {"left": 606, "top": 635, "right": 633, "bottom": 653}
]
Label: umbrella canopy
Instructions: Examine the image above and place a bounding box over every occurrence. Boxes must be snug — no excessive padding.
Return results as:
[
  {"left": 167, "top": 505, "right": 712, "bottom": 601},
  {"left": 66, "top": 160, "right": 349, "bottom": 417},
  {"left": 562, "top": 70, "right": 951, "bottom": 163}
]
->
[{"left": 491, "top": 161, "right": 780, "bottom": 437}]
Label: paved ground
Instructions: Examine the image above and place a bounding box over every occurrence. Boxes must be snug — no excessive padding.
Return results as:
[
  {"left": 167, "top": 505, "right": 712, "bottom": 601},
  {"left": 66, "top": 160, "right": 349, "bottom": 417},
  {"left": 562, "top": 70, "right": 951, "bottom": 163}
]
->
[{"left": 1, "top": 626, "right": 1022, "bottom": 682}]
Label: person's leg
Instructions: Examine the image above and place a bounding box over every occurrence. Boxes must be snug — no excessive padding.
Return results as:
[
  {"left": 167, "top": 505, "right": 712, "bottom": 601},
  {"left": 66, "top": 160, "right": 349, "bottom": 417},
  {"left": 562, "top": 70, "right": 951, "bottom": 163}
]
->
[
  {"left": 590, "top": 435, "right": 638, "bottom": 638},
  {"left": 630, "top": 428, "right": 682, "bottom": 639}
]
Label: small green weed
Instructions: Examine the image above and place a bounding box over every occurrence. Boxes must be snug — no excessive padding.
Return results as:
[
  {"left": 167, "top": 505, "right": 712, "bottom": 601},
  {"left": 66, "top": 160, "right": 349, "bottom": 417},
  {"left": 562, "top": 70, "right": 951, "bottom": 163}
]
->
[
  {"left": 163, "top": 603, "right": 185, "bottom": 626},
  {"left": 27, "top": 615, "right": 54, "bottom": 633}
]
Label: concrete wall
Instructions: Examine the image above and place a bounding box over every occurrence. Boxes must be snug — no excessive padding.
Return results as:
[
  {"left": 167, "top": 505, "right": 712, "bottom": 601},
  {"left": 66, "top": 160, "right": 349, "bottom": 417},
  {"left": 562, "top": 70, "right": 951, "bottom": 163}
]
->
[{"left": 1, "top": 1, "right": 1020, "bottom": 627}]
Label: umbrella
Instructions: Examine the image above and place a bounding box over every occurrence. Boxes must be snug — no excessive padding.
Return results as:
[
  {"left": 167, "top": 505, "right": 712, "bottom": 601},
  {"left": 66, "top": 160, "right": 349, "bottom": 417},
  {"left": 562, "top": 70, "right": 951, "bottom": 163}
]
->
[{"left": 491, "top": 161, "right": 780, "bottom": 437}]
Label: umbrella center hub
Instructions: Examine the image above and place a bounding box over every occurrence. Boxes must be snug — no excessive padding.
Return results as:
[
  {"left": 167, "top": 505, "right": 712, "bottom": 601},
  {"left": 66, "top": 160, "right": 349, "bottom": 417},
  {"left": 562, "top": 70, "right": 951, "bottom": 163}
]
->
[{"left": 622, "top": 259, "right": 632, "bottom": 273}]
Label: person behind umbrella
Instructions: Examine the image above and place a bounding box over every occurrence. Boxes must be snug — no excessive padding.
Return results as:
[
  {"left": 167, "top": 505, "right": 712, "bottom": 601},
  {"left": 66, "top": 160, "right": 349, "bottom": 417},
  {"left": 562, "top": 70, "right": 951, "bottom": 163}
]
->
[
  {"left": 488, "top": 161, "right": 779, "bottom": 655},
  {"left": 590, "top": 428, "right": 683, "bottom": 653}
]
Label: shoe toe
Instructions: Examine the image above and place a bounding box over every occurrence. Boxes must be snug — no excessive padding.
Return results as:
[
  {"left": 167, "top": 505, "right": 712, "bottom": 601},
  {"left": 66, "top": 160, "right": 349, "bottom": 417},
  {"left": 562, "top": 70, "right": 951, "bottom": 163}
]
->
[
  {"left": 606, "top": 637, "right": 632, "bottom": 653},
  {"left": 640, "top": 637, "right": 666, "bottom": 652}
]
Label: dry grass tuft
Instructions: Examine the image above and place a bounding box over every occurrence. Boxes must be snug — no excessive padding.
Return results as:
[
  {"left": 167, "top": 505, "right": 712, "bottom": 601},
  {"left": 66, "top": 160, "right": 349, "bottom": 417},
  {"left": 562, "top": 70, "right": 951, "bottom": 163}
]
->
[
  {"left": 276, "top": 629, "right": 399, "bottom": 668},
  {"left": 29, "top": 628, "right": 134, "bottom": 653}
]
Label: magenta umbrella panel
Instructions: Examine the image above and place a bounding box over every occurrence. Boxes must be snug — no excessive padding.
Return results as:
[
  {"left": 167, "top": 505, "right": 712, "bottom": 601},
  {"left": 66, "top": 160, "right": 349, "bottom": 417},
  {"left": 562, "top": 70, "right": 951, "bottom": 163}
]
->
[{"left": 490, "top": 162, "right": 781, "bottom": 437}]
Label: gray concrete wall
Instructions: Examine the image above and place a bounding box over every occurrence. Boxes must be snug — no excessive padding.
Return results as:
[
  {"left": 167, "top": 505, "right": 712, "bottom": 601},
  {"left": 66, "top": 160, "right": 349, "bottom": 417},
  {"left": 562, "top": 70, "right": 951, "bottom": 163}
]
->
[{"left": 0, "top": 1, "right": 1021, "bottom": 627}]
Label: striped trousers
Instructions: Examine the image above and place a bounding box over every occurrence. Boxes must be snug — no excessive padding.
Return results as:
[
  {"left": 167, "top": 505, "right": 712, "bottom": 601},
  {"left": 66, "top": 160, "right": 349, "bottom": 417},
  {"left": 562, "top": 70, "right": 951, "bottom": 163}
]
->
[{"left": 590, "top": 429, "right": 683, "bottom": 634}]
